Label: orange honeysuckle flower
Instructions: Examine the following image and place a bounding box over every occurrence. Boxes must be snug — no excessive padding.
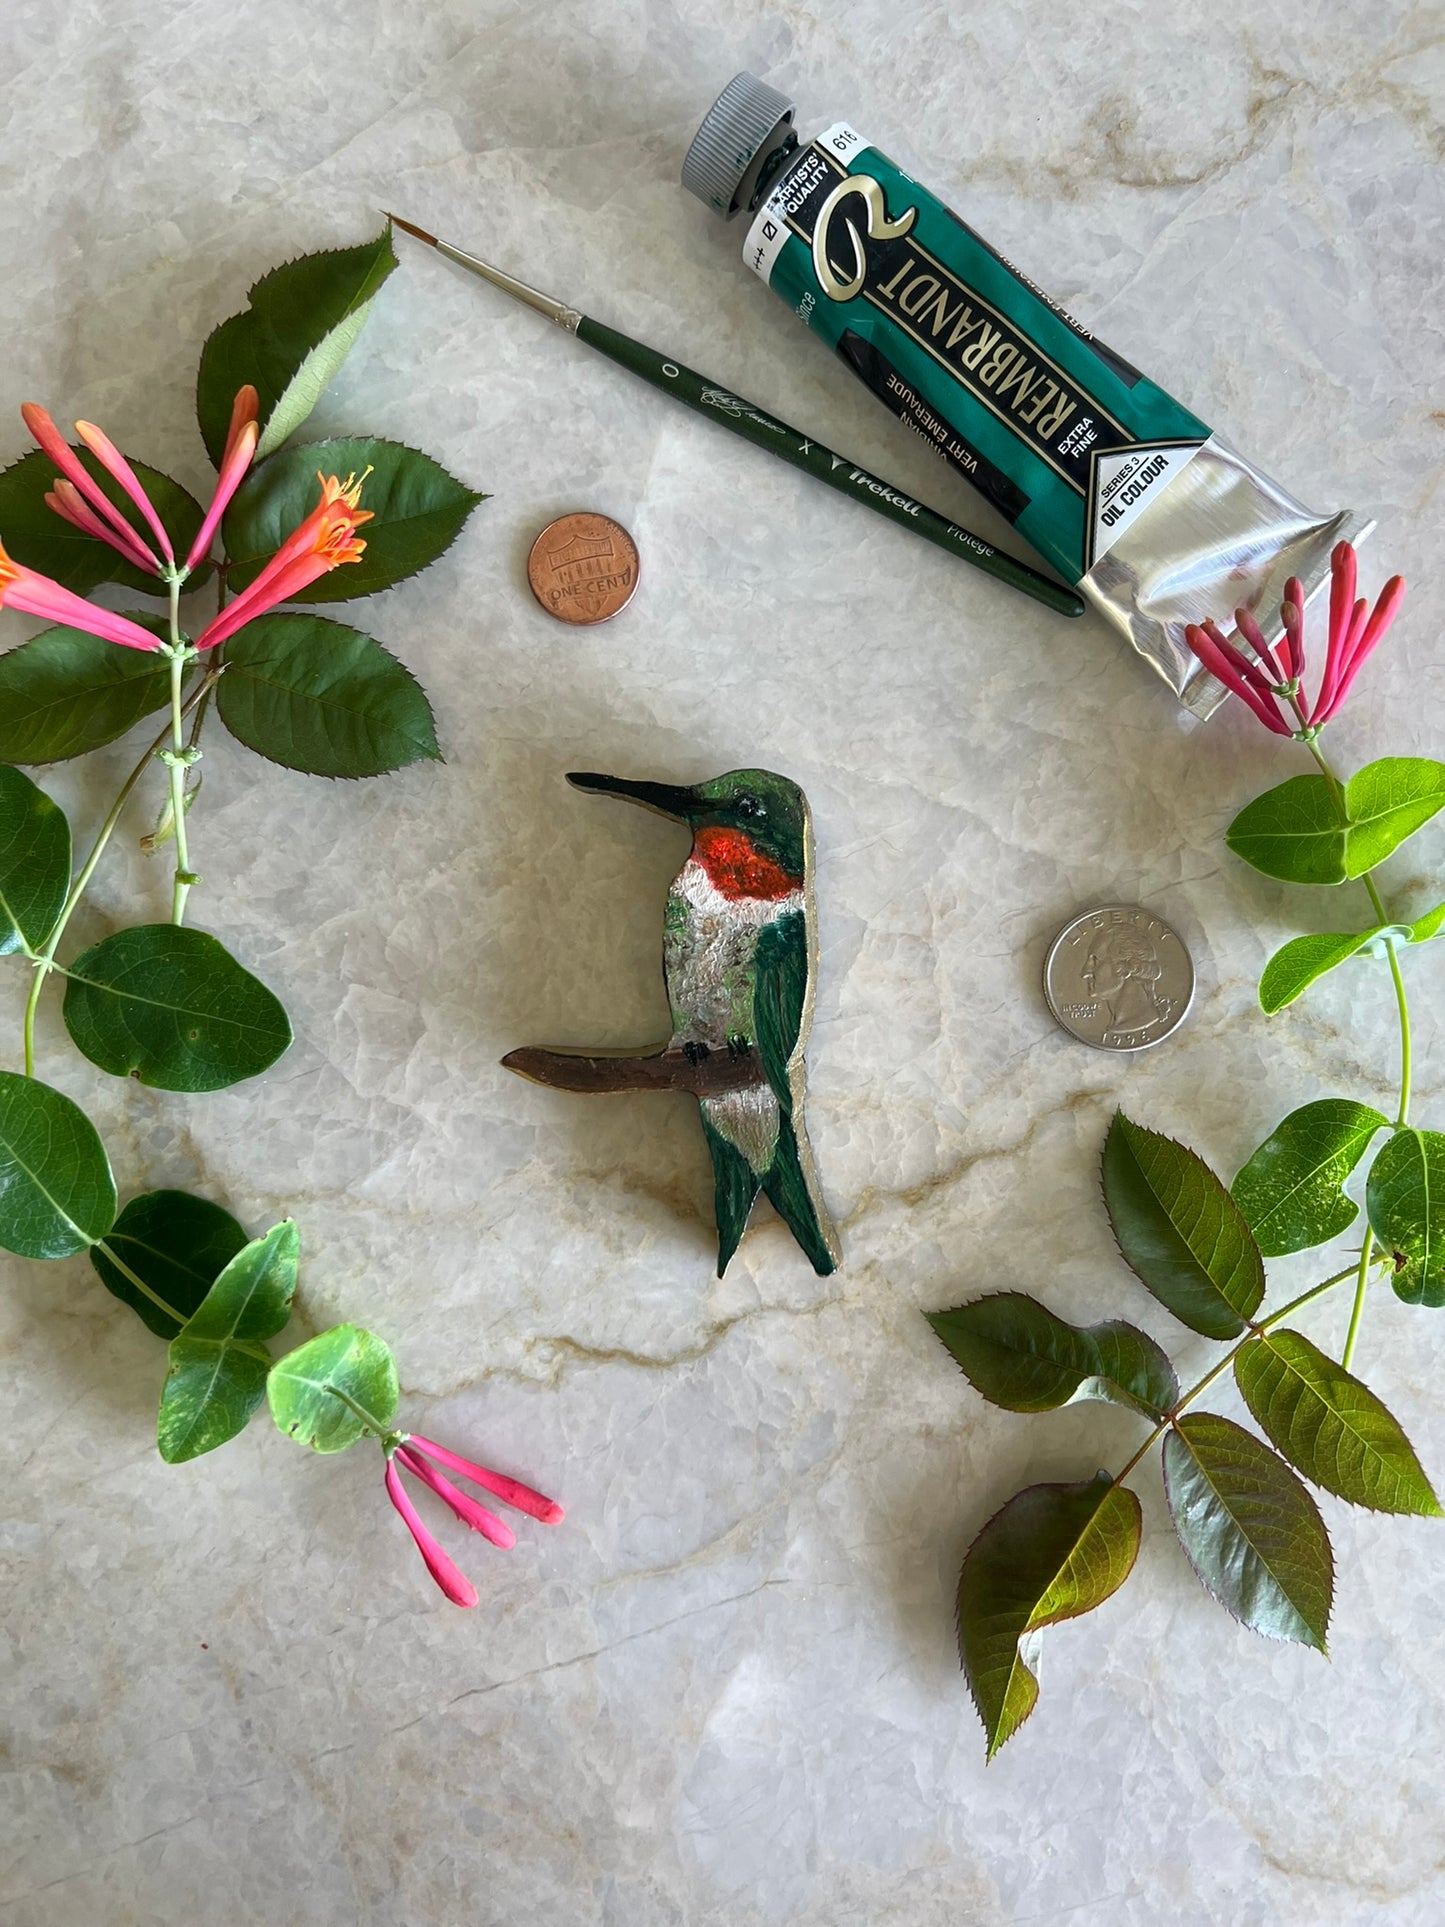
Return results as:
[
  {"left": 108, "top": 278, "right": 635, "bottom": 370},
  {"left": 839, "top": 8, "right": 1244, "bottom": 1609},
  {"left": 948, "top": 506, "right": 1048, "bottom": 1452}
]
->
[
  {"left": 0, "top": 536, "right": 161, "bottom": 651},
  {"left": 193, "top": 470, "right": 373, "bottom": 652}
]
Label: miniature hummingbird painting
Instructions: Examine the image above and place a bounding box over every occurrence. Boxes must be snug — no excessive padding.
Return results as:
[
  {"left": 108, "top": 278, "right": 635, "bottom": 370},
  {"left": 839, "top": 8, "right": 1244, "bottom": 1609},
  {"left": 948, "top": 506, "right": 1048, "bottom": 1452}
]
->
[{"left": 504, "top": 768, "right": 840, "bottom": 1276}]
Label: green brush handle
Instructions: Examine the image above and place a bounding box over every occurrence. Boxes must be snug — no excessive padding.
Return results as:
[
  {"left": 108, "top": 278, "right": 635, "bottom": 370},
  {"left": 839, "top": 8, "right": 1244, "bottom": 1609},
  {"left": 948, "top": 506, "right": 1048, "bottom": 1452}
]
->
[{"left": 575, "top": 316, "right": 1084, "bottom": 618}]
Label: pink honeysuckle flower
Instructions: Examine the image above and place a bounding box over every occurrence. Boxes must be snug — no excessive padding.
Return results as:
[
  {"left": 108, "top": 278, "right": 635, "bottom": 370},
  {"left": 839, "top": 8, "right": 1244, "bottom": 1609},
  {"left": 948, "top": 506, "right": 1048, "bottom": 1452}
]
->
[
  {"left": 73, "top": 418, "right": 174, "bottom": 565},
  {"left": 192, "top": 471, "right": 372, "bottom": 652},
  {"left": 1184, "top": 543, "right": 1406, "bottom": 736},
  {"left": 382, "top": 1431, "right": 564, "bottom": 1607},
  {"left": 0, "top": 537, "right": 161, "bottom": 651},
  {"left": 45, "top": 477, "right": 160, "bottom": 576},
  {"left": 184, "top": 386, "right": 259, "bottom": 572},
  {"left": 22, "top": 402, "right": 163, "bottom": 575}
]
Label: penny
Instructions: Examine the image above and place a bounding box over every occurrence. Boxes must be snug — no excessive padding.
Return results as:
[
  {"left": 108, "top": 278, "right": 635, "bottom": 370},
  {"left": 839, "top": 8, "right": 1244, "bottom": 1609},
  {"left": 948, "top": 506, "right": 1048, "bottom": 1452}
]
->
[
  {"left": 526, "top": 512, "right": 640, "bottom": 625},
  {"left": 1043, "top": 905, "right": 1194, "bottom": 1052}
]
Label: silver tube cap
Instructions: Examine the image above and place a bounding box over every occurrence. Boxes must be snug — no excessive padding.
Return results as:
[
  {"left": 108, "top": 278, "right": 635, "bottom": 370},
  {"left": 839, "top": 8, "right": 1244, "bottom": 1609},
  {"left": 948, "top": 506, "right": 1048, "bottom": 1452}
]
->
[{"left": 682, "top": 72, "right": 797, "bottom": 220}]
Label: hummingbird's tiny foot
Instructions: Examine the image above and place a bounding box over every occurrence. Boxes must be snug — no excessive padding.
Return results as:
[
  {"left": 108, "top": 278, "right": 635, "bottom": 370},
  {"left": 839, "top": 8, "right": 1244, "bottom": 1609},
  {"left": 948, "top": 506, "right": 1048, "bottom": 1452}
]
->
[
  {"left": 682, "top": 1041, "right": 711, "bottom": 1066},
  {"left": 726, "top": 1034, "right": 751, "bottom": 1058}
]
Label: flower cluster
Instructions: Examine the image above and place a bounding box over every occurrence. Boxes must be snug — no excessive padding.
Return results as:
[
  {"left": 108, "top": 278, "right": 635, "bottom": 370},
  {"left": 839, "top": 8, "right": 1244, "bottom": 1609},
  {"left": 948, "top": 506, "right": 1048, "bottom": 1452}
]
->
[
  {"left": 1185, "top": 542, "right": 1406, "bottom": 736},
  {"left": 0, "top": 391, "right": 371, "bottom": 654},
  {"left": 384, "top": 1432, "right": 565, "bottom": 1607}
]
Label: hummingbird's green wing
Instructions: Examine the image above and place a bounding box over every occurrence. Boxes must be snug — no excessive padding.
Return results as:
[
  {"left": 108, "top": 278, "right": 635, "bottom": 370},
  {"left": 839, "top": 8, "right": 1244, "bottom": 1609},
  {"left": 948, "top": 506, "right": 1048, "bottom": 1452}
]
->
[{"left": 752, "top": 909, "right": 809, "bottom": 1116}]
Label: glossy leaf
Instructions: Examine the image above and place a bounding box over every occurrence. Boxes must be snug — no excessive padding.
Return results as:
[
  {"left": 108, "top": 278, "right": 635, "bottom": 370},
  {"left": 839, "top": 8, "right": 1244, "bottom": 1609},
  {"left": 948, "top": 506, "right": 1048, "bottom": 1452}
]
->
[
  {"left": 215, "top": 613, "right": 440, "bottom": 778},
  {"left": 1408, "top": 903, "right": 1445, "bottom": 944},
  {"left": 1225, "top": 775, "right": 1346, "bottom": 886},
  {"left": 1344, "top": 758, "right": 1445, "bottom": 878},
  {"left": 0, "top": 765, "right": 70, "bottom": 954},
  {"left": 1258, "top": 930, "right": 1376, "bottom": 1013},
  {"left": 0, "top": 1071, "right": 115, "bottom": 1259},
  {"left": 157, "top": 1221, "right": 300, "bottom": 1463},
  {"left": 957, "top": 1474, "right": 1141, "bottom": 1758},
  {"left": 1367, "top": 1127, "right": 1445, "bottom": 1306},
  {"left": 222, "top": 437, "right": 483, "bottom": 602},
  {"left": 1102, "top": 1112, "right": 1264, "bottom": 1338},
  {"left": 0, "top": 621, "right": 174, "bottom": 764},
  {"left": 927, "top": 1293, "right": 1178, "bottom": 1419},
  {"left": 90, "top": 1188, "right": 249, "bottom": 1339},
  {"left": 195, "top": 231, "right": 398, "bottom": 465},
  {"left": 62, "top": 924, "right": 292, "bottom": 1092},
  {"left": 1163, "top": 1413, "right": 1332, "bottom": 1649},
  {"left": 1235, "top": 1328, "right": 1440, "bottom": 1515},
  {"left": 267, "top": 1323, "right": 399, "bottom": 1453},
  {"left": 1232, "top": 1099, "right": 1387, "bottom": 1256},
  {"left": 0, "top": 446, "right": 207, "bottom": 594}
]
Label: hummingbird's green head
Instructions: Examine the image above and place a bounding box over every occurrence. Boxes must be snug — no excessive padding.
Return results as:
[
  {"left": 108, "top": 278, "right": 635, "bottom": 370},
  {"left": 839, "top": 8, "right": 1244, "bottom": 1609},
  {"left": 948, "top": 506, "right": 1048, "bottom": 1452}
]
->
[{"left": 567, "top": 766, "right": 808, "bottom": 881}]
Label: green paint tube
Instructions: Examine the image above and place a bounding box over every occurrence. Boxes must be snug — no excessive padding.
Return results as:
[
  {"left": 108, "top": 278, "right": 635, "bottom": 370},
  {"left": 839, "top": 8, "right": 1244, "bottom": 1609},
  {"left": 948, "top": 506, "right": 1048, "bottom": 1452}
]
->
[{"left": 682, "top": 74, "right": 1369, "bottom": 713}]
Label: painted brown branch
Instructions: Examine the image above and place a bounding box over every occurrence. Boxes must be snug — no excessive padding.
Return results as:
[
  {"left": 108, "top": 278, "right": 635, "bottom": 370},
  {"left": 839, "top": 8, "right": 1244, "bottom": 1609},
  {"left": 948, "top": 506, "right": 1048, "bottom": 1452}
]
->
[{"left": 501, "top": 1043, "right": 761, "bottom": 1096}]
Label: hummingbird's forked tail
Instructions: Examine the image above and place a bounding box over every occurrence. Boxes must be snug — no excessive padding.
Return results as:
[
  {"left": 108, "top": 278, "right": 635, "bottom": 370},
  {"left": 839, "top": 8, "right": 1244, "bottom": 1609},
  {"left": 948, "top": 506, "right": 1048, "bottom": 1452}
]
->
[
  {"left": 762, "top": 1110, "right": 839, "bottom": 1277},
  {"left": 700, "top": 1092, "right": 839, "bottom": 1277}
]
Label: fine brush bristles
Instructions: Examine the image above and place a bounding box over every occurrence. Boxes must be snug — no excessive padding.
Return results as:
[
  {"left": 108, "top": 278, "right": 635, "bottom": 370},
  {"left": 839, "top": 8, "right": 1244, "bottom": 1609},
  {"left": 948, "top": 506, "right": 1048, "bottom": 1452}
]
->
[{"left": 382, "top": 211, "right": 438, "bottom": 247}]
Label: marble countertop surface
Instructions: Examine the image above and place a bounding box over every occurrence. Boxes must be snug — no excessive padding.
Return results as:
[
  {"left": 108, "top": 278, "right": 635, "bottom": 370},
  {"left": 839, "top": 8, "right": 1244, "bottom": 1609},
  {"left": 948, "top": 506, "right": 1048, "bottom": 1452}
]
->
[{"left": 4, "top": 2, "right": 1444, "bottom": 1921}]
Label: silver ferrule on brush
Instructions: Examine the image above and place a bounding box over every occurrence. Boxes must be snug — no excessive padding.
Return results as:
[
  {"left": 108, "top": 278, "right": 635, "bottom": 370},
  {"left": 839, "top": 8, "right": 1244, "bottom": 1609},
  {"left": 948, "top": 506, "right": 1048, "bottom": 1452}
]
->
[{"left": 431, "top": 239, "right": 582, "bottom": 333}]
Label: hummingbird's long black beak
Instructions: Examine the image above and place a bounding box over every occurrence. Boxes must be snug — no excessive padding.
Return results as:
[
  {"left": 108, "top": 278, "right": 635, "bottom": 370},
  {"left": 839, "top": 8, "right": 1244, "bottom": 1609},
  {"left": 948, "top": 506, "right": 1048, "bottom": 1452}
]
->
[{"left": 566, "top": 772, "right": 697, "bottom": 821}]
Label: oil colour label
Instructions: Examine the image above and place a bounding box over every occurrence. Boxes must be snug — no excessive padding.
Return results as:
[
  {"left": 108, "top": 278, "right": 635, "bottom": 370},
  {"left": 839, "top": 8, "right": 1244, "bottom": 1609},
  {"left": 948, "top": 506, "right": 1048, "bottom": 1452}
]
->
[{"left": 743, "top": 126, "right": 1210, "bottom": 582}]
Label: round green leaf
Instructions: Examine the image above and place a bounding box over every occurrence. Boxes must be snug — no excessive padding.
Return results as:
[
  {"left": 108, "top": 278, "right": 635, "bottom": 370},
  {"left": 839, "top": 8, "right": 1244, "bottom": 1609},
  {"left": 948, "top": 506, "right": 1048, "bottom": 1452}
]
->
[
  {"left": 1163, "top": 1413, "right": 1333, "bottom": 1650},
  {"left": 0, "top": 765, "right": 70, "bottom": 955},
  {"left": 957, "top": 1475, "right": 1142, "bottom": 1758},
  {"left": 1258, "top": 930, "right": 1377, "bottom": 1013},
  {"left": 196, "top": 231, "right": 398, "bottom": 466},
  {"left": 157, "top": 1221, "right": 300, "bottom": 1464},
  {"left": 91, "top": 1188, "right": 249, "bottom": 1339},
  {"left": 214, "top": 613, "right": 440, "bottom": 778},
  {"left": 927, "top": 1293, "right": 1178, "bottom": 1419},
  {"left": 0, "top": 446, "right": 207, "bottom": 595},
  {"left": 267, "top": 1323, "right": 399, "bottom": 1453},
  {"left": 1367, "top": 1127, "right": 1445, "bottom": 1306},
  {"left": 0, "top": 620, "right": 174, "bottom": 765},
  {"left": 222, "top": 436, "right": 483, "bottom": 602},
  {"left": 1101, "top": 1112, "right": 1264, "bottom": 1338},
  {"left": 1225, "top": 775, "right": 1346, "bottom": 886},
  {"left": 0, "top": 1071, "right": 115, "bottom": 1259},
  {"left": 1344, "top": 758, "right": 1445, "bottom": 878},
  {"left": 1236, "top": 1329, "right": 1441, "bottom": 1516},
  {"left": 1232, "top": 1099, "right": 1387, "bottom": 1256},
  {"left": 62, "top": 924, "right": 292, "bottom": 1092}
]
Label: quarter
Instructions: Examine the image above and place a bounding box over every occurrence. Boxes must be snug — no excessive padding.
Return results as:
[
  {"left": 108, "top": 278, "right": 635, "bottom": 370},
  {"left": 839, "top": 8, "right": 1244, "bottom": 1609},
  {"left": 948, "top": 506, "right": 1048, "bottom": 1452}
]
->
[
  {"left": 1043, "top": 905, "right": 1194, "bottom": 1052},
  {"left": 526, "top": 512, "right": 640, "bottom": 625}
]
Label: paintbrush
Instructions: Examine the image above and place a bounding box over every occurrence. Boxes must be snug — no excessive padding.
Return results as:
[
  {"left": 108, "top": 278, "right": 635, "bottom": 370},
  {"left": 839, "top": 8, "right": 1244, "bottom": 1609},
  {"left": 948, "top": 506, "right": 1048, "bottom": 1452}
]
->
[{"left": 384, "top": 213, "right": 1084, "bottom": 619}]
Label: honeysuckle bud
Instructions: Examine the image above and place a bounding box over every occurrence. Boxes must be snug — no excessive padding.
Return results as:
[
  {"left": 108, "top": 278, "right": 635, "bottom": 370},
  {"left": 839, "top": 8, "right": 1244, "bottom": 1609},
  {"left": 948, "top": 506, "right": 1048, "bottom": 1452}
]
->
[{"left": 0, "top": 537, "right": 161, "bottom": 651}]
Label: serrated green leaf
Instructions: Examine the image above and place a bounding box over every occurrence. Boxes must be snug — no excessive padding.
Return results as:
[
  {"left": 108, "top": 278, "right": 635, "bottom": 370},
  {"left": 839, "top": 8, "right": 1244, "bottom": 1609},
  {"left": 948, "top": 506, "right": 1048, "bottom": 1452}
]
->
[
  {"left": 1225, "top": 775, "right": 1347, "bottom": 886},
  {"left": 214, "top": 613, "right": 439, "bottom": 778},
  {"left": 0, "top": 765, "right": 70, "bottom": 954},
  {"left": 0, "top": 447, "right": 207, "bottom": 595},
  {"left": 157, "top": 1221, "right": 300, "bottom": 1463},
  {"left": 1235, "top": 1329, "right": 1440, "bottom": 1515},
  {"left": 1258, "top": 930, "right": 1377, "bottom": 1012},
  {"left": 1367, "top": 1127, "right": 1445, "bottom": 1306},
  {"left": 62, "top": 924, "right": 292, "bottom": 1092},
  {"left": 0, "top": 622, "right": 174, "bottom": 764},
  {"left": 0, "top": 1071, "right": 115, "bottom": 1259},
  {"left": 1163, "top": 1413, "right": 1333, "bottom": 1649},
  {"left": 90, "top": 1188, "right": 249, "bottom": 1339},
  {"left": 957, "top": 1474, "right": 1141, "bottom": 1758},
  {"left": 195, "top": 232, "right": 398, "bottom": 465},
  {"left": 1232, "top": 1099, "right": 1387, "bottom": 1256},
  {"left": 1344, "top": 758, "right": 1445, "bottom": 878},
  {"left": 267, "top": 1323, "right": 398, "bottom": 1453},
  {"left": 1102, "top": 1112, "right": 1264, "bottom": 1338},
  {"left": 222, "top": 436, "right": 483, "bottom": 602},
  {"left": 927, "top": 1293, "right": 1178, "bottom": 1419}
]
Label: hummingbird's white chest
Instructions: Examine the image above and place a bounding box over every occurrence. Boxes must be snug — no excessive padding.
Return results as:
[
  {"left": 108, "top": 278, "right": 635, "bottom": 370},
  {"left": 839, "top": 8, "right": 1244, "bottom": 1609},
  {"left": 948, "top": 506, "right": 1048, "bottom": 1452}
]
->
[{"left": 664, "top": 860, "right": 802, "bottom": 1050}]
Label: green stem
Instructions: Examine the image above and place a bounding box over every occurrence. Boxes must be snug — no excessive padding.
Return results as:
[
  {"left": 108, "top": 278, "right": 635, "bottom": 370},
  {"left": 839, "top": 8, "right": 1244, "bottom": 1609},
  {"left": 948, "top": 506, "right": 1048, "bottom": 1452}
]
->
[
  {"left": 92, "top": 1237, "right": 187, "bottom": 1326},
  {"left": 1112, "top": 1260, "right": 1378, "bottom": 1488},
  {"left": 164, "top": 642, "right": 196, "bottom": 927},
  {"left": 326, "top": 1384, "right": 391, "bottom": 1436},
  {"left": 21, "top": 674, "right": 220, "bottom": 1077}
]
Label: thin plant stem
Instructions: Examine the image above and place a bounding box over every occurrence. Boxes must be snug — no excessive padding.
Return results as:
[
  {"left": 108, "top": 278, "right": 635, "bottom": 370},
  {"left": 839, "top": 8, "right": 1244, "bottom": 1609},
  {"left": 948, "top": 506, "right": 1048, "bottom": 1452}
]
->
[
  {"left": 1112, "top": 1260, "right": 1379, "bottom": 1489},
  {"left": 325, "top": 1384, "right": 392, "bottom": 1436},
  {"left": 163, "top": 579, "right": 197, "bottom": 925},
  {"left": 92, "top": 1237, "right": 187, "bottom": 1326},
  {"left": 21, "top": 674, "right": 220, "bottom": 1076}
]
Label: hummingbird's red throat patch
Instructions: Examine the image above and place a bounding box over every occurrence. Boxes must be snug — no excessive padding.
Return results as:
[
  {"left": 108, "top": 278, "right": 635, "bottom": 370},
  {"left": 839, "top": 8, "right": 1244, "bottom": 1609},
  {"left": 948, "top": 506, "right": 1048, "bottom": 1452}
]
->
[{"left": 692, "top": 825, "right": 798, "bottom": 900}]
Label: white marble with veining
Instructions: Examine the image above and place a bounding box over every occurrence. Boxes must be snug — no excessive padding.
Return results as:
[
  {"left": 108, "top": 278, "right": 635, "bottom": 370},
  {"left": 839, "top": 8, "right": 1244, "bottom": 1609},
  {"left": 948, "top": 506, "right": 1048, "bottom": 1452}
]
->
[{"left": 2, "top": 2, "right": 1444, "bottom": 1921}]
